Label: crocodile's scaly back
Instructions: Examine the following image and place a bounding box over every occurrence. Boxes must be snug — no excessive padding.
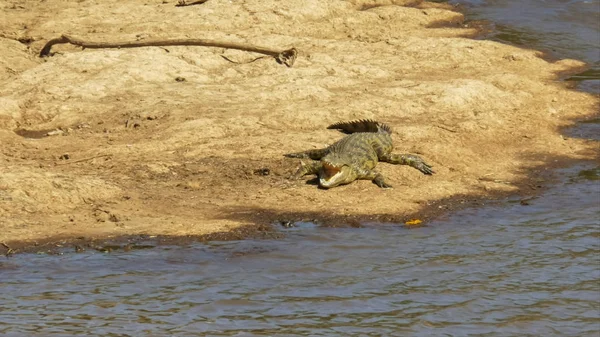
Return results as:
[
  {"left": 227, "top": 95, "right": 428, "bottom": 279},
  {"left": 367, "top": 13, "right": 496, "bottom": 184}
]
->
[
  {"left": 325, "top": 125, "right": 393, "bottom": 171},
  {"left": 327, "top": 119, "right": 392, "bottom": 134}
]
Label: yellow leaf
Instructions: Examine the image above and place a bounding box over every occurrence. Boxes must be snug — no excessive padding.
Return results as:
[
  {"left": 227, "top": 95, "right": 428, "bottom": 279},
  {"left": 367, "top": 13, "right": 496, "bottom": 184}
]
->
[{"left": 405, "top": 219, "right": 422, "bottom": 226}]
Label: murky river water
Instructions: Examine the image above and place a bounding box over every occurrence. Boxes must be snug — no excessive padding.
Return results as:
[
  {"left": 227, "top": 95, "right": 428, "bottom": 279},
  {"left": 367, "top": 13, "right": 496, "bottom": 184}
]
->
[
  {"left": 1, "top": 1, "right": 599, "bottom": 336},
  {"left": 1, "top": 166, "right": 598, "bottom": 336}
]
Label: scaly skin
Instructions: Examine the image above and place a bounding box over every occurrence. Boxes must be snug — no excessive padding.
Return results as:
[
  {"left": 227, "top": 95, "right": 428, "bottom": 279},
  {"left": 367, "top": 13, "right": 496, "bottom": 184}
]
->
[{"left": 284, "top": 120, "right": 434, "bottom": 189}]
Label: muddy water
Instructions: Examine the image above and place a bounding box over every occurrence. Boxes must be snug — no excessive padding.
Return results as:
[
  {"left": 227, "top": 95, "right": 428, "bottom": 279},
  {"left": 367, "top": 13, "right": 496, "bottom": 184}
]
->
[
  {"left": 2, "top": 1, "right": 600, "bottom": 336},
  {"left": 1, "top": 166, "right": 598, "bottom": 336}
]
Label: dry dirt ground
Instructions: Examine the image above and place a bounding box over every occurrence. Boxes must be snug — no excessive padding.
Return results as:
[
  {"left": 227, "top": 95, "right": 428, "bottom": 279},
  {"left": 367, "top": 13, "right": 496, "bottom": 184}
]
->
[{"left": 0, "top": 0, "right": 597, "bottom": 249}]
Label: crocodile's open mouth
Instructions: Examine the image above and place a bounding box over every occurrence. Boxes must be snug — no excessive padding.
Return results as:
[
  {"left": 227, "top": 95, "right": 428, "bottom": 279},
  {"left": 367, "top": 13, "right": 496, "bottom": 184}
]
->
[{"left": 322, "top": 162, "right": 341, "bottom": 180}]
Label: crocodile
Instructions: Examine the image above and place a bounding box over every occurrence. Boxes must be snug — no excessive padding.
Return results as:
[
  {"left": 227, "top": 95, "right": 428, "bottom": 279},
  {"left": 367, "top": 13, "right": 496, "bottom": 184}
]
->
[{"left": 284, "top": 119, "right": 434, "bottom": 189}]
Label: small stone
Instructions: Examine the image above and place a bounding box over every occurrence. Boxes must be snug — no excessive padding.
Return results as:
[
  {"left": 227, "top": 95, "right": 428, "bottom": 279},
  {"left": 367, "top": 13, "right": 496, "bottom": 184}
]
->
[
  {"left": 503, "top": 54, "right": 521, "bottom": 61},
  {"left": 175, "top": 76, "right": 186, "bottom": 82},
  {"left": 279, "top": 220, "right": 294, "bottom": 228},
  {"left": 59, "top": 153, "right": 70, "bottom": 160},
  {"left": 46, "top": 129, "right": 64, "bottom": 136},
  {"left": 253, "top": 168, "right": 270, "bottom": 176},
  {"left": 125, "top": 119, "right": 142, "bottom": 128},
  {"left": 95, "top": 212, "right": 109, "bottom": 222}
]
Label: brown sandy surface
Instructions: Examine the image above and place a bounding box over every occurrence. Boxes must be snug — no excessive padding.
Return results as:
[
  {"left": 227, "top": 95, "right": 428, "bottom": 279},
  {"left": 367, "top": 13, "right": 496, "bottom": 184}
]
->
[{"left": 0, "top": 0, "right": 597, "bottom": 249}]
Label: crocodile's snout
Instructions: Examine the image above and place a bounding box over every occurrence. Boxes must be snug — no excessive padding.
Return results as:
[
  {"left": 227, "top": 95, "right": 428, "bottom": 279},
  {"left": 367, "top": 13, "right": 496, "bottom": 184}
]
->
[{"left": 319, "top": 164, "right": 353, "bottom": 189}]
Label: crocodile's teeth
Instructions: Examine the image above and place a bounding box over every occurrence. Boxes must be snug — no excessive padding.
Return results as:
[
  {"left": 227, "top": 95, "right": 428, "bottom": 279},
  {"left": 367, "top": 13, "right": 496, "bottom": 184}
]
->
[{"left": 322, "top": 162, "right": 341, "bottom": 180}]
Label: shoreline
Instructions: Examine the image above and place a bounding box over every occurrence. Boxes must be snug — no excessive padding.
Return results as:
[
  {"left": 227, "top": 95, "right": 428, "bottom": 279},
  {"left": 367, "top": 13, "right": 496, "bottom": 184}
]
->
[
  {"left": 4, "top": 155, "right": 597, "bottom": 256},
  {"left": 1, "top": 0, "right": 598, "bottom": 254}
]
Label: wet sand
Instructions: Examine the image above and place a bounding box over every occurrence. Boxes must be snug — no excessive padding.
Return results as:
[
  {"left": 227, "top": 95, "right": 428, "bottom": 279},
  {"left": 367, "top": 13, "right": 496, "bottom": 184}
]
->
[{"left": 0, "top": 0, "right": 598, "bottom": 251}]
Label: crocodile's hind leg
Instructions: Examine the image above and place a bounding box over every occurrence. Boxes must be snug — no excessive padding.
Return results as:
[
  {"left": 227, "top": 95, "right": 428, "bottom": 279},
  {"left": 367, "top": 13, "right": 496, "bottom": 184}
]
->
[
  {"left": 284, "top": 148, "right": 329, "bottom": 160},
  {"left": 380, "top": 153, "right": 434, "bottom": 175},
  {"left": 290, "top": 160, "right": 322, "bottom": 180},
  {"left": 358, "top": 169, "right": 393, "bottom": 188}
]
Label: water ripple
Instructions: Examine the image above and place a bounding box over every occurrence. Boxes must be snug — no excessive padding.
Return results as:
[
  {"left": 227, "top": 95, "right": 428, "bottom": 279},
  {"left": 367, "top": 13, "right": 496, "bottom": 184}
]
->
[{"left": 1, "top": 168, "right": 599, "bottom": 336}]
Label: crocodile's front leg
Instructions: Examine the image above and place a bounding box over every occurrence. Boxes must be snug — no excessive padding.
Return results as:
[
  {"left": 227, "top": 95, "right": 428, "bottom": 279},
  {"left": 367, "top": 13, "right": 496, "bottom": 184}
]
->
[
  {"left": 358, "top": 169, "right": 393, "bottom": 188},
  {"left": 381, "top": 153, "right": 434, "bottom": 175},
  {"left": 290, "top": 160, "right": 322, "bottom": 179}
]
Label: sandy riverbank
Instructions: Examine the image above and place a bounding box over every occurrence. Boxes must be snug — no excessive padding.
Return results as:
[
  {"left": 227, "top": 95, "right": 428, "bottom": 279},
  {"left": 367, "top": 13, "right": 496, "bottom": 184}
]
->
[{"left": 0, "top": 0, "right": 597, "bottom": 250}]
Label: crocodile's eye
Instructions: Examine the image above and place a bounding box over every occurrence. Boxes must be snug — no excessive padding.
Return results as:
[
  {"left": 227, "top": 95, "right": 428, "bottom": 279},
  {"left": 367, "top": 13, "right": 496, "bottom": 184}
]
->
[{"left": 322, "top": 162, "right": 341, "bottom": 179}]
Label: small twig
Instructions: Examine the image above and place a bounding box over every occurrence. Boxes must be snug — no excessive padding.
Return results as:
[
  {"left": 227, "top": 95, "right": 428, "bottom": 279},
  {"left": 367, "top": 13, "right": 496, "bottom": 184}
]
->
[
  {"left": 176, "top": 0, "right": 209, "bottom": 6},
  {"left": 1, "top": 242, "right": 15, "bottom": 257},
  {"left": 39, "top": 34, "right": 298, "bottom": 67},
  {"left": 56, "top": 154, "right": 112, "bottom": 165},
  {"left": 220, "top": 54, "right": 267, "bottom": 65},
  {"left": 434, "top": 124, "right": 458, "bottom": 133}
]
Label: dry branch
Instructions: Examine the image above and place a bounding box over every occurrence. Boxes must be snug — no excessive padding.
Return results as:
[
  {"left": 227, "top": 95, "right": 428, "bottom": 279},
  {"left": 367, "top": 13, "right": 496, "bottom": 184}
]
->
[
  {"left": 39, "top": 35, "right": 298, "bottom": 67},
  {"left": 1, "top": 242, "right": 15, "bottom": 257},
  {"left": 55, "top": 154, "right": 112, "bottom": 166},
  {"left": 176, "top": 0, "right": 209, "bottom": 6}
]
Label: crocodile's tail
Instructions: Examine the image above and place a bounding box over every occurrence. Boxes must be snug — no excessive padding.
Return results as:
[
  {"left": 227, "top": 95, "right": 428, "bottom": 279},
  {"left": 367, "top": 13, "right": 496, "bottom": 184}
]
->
[{"left": 327, "top": 119, "right": 391, "bottom": 134}]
